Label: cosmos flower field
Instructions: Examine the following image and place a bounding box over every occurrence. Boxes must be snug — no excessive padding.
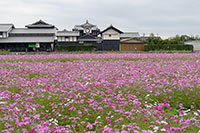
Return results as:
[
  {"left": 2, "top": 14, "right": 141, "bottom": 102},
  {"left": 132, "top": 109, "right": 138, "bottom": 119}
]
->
[{"left": 0, "top": 53, "right": 200, "bottom": 132}]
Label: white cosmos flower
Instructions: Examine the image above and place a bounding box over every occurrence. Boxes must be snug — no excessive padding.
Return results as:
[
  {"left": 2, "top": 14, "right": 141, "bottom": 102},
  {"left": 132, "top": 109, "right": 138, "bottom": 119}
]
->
[
  {"left": 161, "top": 121, "right": 168, "bottom": 125},
  {"left": 153, "top": 126, "right": 159, "bottom": 131},
  {"left": 161, "top": 128, "right": 166, "bottom": 131},
  {"left": 97, "top": 116, "right": 101, "bottom": 119}
]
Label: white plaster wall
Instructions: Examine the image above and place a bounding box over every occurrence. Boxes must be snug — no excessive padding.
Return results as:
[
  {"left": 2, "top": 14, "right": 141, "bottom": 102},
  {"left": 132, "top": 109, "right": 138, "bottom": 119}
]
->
[
  {"left": 69, "top": 37, "right": 73, "bottom": 42},
  {"left": 57, "top": 36, "right": 78, "bottom": 42},
  {"left": 102, "top": 29, "right": 120, "bottom": 40},
  {"left": 58, "top": 37, "right": 62, "bottom": 42},
  {"left": 3, "top": 32, "right": 7, "bottom": 38},
  {"left": 193, "top": 43, "right": 200, "bottom": 51},
  {"left": 74, "top": 37, "right": 77, "bottom": 41},
  {"left": 62, "top": 37, "right": 65, "bottom": 42}
]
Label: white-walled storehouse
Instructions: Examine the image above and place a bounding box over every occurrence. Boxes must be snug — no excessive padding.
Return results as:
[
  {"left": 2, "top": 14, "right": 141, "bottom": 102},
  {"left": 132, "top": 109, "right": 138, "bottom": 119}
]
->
[
  {"left": 98, "top": 25, "right": 145, "bottom": 51},
  {"left": 99, "top": 25, "right": 123, "bottom": 51}
]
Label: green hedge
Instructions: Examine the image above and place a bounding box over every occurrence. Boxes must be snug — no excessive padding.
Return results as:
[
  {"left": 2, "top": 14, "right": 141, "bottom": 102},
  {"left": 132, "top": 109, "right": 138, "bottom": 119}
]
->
[
  {"left": 55, "top": 45, "right": 98, "bottom": 51},
  {"left": 0, "top": 49, "right": 10, "bottom": 54},
  {"left": 144, "top": 44, "right": 193, "bottom": 51}
]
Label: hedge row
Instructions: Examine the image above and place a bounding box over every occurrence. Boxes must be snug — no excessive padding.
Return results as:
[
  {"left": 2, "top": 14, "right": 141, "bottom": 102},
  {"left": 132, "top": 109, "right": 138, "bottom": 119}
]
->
[
  {"left": 55, "top": 45, "right": 98, "bottom": 51},
  {"left": 144, "top": 44, "right": 193, "bottom": 51}
]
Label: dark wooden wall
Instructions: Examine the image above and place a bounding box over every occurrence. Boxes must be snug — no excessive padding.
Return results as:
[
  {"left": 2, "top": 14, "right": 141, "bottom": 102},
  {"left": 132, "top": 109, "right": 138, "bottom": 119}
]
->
[{"left": 120, "top": 43, "right": 145, "bottom": 51}]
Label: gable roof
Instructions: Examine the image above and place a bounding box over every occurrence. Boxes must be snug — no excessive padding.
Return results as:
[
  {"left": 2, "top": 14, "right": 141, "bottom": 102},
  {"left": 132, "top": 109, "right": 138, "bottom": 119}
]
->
[
  {"left": 78, "top": 34, "right": 102, "bottom": 42},
  {"left": 79, "top": 34, "right": 97, "bottom": 39},
  {"left": 25, "top": 20, "right": 55, "bottom": 28},
  {"left": 100, "top": 25, "right": 123, "bottom": 34},
  {"left": 73, "top": 20, "right": 99, "bottom": 31},
  {"left": 81, "top": 20, "right": 95, "bottom": 28},
  {"left": 0, "top": 24, "right": 14, "bottom": 32}
]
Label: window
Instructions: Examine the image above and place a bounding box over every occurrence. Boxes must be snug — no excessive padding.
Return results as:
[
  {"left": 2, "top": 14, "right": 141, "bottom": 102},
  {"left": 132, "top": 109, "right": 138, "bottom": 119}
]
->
[
  {"left": 65, "top": 37, "right": 69, "bottom": 42},
  {"left": 0, "top": 32, "right": 3, "bottom": 37},
  {"left": 109, "top": 34, "right": 112, "bottom": 37}
]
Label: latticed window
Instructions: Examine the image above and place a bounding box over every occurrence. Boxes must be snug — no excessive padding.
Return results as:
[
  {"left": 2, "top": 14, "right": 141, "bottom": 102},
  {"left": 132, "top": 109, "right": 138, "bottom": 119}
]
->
[{"left": 0, "top": 32, "right": 3, "bottom": 37}]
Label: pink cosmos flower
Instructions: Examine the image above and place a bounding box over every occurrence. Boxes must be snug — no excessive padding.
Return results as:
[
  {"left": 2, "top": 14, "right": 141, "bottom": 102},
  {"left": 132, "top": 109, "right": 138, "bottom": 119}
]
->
[
  {"left": 33, "top": 114, "right": 40, "bottom": 120},
  {"left": 86, "top": 123, "right": 93, "bottom": 129}
]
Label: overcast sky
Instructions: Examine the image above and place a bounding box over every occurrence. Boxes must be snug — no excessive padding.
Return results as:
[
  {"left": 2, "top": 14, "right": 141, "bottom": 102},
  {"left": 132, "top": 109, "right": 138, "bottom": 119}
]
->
[{"left": 0, "top": 0, "right": 200, "bottom": 38}]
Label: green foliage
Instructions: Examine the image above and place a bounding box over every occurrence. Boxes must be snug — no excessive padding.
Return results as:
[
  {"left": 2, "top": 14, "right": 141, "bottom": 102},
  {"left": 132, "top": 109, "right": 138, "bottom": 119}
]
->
[
  {"left": 144, "top": 44, "right": 193, "bottom": 51},
  {"left": 144, "top": 34, "right": 199, "bottom": 51},
  {"left": 55, "top": 45, "right": 98, "bottom": 52},
  {"left": 146, "top": 34, "right": 200, "bottom": 46},
  {"left": 0, "top": 49, "right": 10, "bottom": 54},
  {"left": 29, "top": 73, "right": 40, "bottom": 80}
]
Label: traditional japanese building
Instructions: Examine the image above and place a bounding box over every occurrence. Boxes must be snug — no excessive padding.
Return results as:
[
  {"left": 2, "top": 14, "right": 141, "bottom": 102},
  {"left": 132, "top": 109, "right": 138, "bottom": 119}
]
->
[
  {"left": 98, "top": 25, "right": 123, "bottom": 51},
  {"left": 0, "top": 20, "right": 146, "bottom": 52},
  {"left": 0, "top": 20, "right": 56, "bottom": 52},
  {"left": 57, "top": 20, "right": 102, "bottom": 46},
  {"left": 73, "top": 20, "right": 100, "bottom": 36},
  {"left": 56, "top": 29, "right": 80, "bottom": 45}
]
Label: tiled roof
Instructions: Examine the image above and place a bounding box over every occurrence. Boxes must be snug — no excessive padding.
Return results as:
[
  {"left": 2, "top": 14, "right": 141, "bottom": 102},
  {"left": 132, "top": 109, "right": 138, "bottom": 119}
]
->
[
  {"left": 74, "top": 20, "right": 99, "bottom": 30},
  {"left": 0, "top": 24, "right": 14, "bottom": 32},
  {"left": 56, "top": 30, "right": 80, "bottom": 36},
  {"left": 0, "top": 36, "right": 55, "bottom": 43},
  {"left": 10, "top": 28, "right": 56, "bottom": 34},
  {"left": 25, "top": 20, "right": 55, "bottom": 28},
  {"left": 78, "top": 34, "right": 102, "bottom": 41},
  {"left": 100, "top": 25, "right": 123, "bottom": 34}
]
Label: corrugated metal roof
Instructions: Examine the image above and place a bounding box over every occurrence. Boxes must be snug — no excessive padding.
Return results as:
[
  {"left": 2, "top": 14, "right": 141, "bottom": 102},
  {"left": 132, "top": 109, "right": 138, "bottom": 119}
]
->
[
  {"left": 120, "top": 32, "right": 140, "bottom": 38},
  {"left": 0, "top": 36, "right": 54, "bottom": 43},
  {"left": 10, "top": 28, "right": 56, "bottom": 34},
  {"left": 120, "top": 37, "right": 146, "bottom": 44},
  {"left": 0, "top": 24, "right": 14, "bottom": 32},
  {"left": 56, "top": 30, "right": 80, "bottom": 36}
]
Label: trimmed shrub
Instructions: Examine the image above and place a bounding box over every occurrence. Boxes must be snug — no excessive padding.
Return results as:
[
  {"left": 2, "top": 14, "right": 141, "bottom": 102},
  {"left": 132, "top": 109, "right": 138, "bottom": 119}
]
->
[
  {"left": 0, "top": 49, "right": 10, "bottom": 54},
  {"left": 144, "top": 44, "right": 193, "bottom": 51},
  {"left": 55, "top": 45, "right": 98, "bottom": 52}
]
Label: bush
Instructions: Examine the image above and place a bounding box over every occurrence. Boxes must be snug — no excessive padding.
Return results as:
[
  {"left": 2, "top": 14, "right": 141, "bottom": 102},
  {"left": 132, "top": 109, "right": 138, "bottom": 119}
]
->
[
  {"left": 144, "top": 44, "right": 193, "bottom": 51},
  {"left": 0, "top": 49, "right": 10, "bottom": 54},
  {"left": 55, "top": 45, "right": 98, "bottom": 52}
]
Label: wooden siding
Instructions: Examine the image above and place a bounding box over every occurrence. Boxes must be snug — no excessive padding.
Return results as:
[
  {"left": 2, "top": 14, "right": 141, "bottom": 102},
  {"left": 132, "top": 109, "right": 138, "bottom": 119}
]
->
[{"left": 120, "top": 43, "right": 145, "bottom": 51}]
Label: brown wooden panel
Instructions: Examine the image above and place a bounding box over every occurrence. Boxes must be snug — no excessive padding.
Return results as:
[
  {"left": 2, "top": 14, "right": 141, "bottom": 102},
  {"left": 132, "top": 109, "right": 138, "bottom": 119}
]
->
[{"left": 120, "top": 43, "right": 145, "bottom": 51}]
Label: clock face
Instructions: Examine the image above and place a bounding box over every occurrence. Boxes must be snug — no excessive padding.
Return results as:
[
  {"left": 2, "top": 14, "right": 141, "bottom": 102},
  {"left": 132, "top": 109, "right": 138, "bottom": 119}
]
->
[{"left": 85, "top": 28, "right": 90, "bottom": 33}]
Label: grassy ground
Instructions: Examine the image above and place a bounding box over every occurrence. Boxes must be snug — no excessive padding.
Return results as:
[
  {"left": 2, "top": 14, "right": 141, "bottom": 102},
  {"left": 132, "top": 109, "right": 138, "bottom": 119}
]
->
[{"left": 0, "top": 50, "right": 194, "bottom": 55}]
